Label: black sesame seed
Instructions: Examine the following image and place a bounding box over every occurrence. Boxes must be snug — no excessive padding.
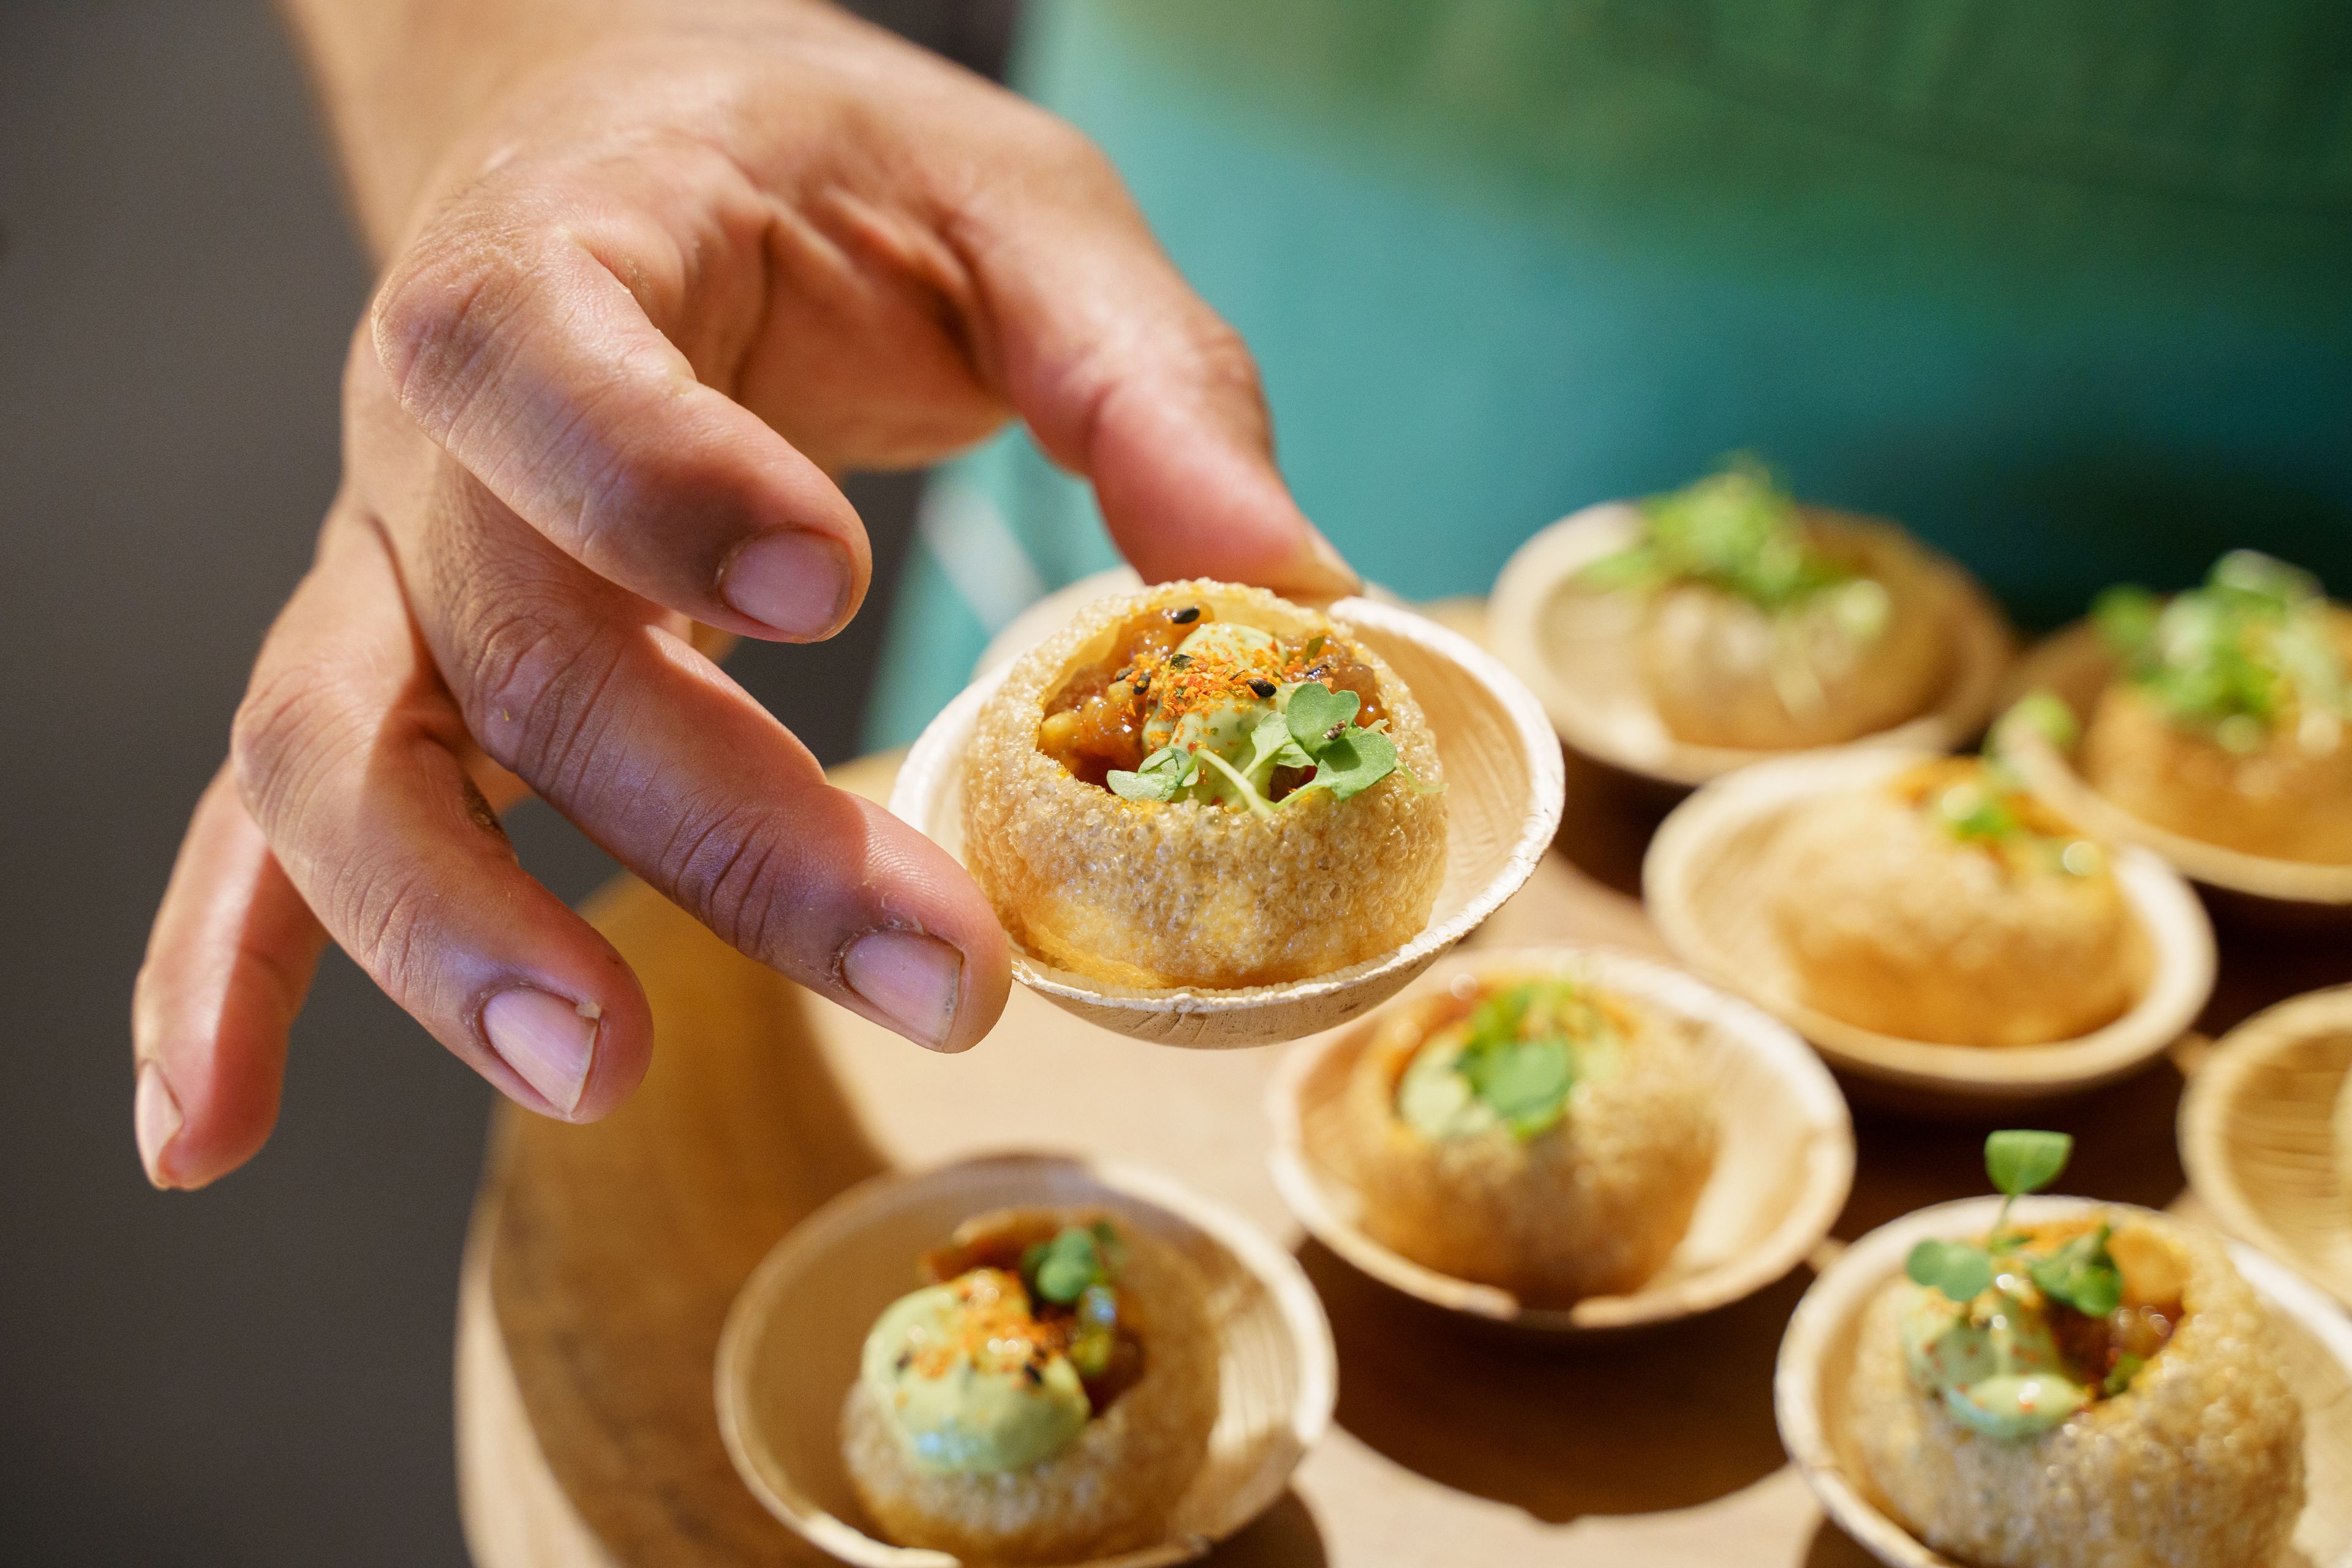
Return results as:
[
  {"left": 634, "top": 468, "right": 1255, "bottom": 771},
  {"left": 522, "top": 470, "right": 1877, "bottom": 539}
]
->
[
  {"left": 895, "top": 1351, "right": 912, "bottom": 1372},
  {"left": 1169, "top": 653, "right": 1193, "bottom": 669},
  {"left": 1248, "top": 677, "right": 1277, "bottom": 699},
  {"left": 1170, "top": 605, "right": 1200, "bottom": 624},
  {"left": 1022, "top": 1361, "right": 1043, "bottom": 1385},
  {"left": 1114, "top": 667, "right": 1133, "bottom": 685}
]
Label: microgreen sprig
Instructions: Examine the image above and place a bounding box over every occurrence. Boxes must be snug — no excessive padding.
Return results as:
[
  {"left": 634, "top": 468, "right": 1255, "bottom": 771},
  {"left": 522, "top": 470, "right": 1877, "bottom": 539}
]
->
[
  {"left": 1452, "top": 982, "right": 1596, "bottom": 1139},
  {"left": 1580, "top": 455, "right": 1857, "bottom": 613},
  {"left": 1106, "top": 681, "right": 1423, "bottom": 812},
  {"left": 1903, "top": 1131, "right": 2122, "bottom": 1317},
  {"left": 2093, "top": 551, "right": 2348, "bottom": 753}
]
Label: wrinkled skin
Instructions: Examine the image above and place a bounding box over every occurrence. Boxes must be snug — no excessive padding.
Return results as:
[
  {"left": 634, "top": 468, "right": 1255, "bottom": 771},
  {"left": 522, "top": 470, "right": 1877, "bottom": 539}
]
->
[{"left": 131, "top": 0, "right": 1355, "bottom": 1188}]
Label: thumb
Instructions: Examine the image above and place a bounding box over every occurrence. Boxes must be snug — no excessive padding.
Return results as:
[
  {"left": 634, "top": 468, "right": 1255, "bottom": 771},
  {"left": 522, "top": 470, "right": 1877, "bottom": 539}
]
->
[{"left": 959, "top": 145, "right": 1357, "bottom": 598}]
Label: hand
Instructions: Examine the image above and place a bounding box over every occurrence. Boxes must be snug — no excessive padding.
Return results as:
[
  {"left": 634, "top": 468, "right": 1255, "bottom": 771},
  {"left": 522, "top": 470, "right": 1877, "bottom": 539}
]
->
[{"left": 130, "top": 0, "right": 1354, "bottom": 1188}]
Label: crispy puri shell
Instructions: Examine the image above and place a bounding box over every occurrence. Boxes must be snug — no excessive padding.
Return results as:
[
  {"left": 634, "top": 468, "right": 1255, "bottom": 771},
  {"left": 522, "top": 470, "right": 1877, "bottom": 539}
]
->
[
  {"left": 2082, "top": 676, "right": 2352, "bottom": 865},
  {"left": 1766, "top": 786, "right": 2146, "bottom": 1047},
  {"left": 1640, "top": 518, "right": 1951, "bottom": 750},
  {"left": 1333, "top": 984, "right": 1717, "bottom": 1302},
  {"left": 840, "top": 1215, "right": 1220, "bottom": 1566},
  {"left": 1849, "top": 1212, "right": 2305, "bottom": 1568},
  {"left": 964, "top": 581, "right": 1447, "bottom": 989}
]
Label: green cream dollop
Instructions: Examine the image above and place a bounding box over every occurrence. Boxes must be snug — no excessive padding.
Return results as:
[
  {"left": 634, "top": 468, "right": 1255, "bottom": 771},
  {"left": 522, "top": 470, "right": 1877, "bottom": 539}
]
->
[
  {"left": 1899, "top": 1279, "right": 2090, "bottom": 1439},
  {"left": 859, "top": 1279, "right": 1088, "bottom": 1474}
]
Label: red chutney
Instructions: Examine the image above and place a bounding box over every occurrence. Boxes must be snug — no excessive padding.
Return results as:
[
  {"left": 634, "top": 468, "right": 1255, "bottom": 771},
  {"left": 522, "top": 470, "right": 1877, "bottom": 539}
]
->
[{"left": 1037, "top": 602, "right": 1389, "bottom": 788}]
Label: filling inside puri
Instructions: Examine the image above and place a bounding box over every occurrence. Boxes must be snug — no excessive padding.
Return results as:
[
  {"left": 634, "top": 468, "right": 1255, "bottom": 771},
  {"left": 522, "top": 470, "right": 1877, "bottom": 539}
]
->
[
  {"left": 1578, "top": 458, "right": 1899, "bottom": 712},
  {"left": 1888, "top": 756, "right": 2109, "bottom": 882},
  {"left": 1902, "top": 1216, "right": 2184, "bottom": 1440},
  {"left": 859, "top": 1213, "right": 1144, "bottom": 1476},
  {"left": 1387, "top": 977, "right": 1626, "bottom": 1142},
  {"left": 1036, "top": 601, "right": 1408, "bottom": 813},
  {"left": 2093, "top": 549, "right": 2349, "bottom": 758}
]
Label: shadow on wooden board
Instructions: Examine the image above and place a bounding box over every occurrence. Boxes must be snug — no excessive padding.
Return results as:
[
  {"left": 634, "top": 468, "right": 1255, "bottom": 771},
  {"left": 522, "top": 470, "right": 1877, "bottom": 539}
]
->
[{"left": 1303, "top": 1238, "right": 1801, "bottom": 1522}]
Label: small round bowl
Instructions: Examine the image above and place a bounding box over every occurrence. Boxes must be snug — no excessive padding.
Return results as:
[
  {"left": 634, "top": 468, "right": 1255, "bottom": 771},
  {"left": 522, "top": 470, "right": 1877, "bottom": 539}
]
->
[
  {"left": 1776, "top": 1194, "right": 2352, "bottom": 1568},
  {"left": 1999, "top": 623, "right": 2352, "bottom": 913},
  {"left": 1645, "top": 746, "right": 2217, "bottom": 1107},
  {"left": 891, "top": 595, "right": 1566, "bottom": 1048},
  {"left": 715, "top": 1153, "right": 1335, "bottom": 1568},
  {"left": 1265, "top": 945, "right": 1854, "bottom": 1332},
  {"left": 1486, "top": 502, "right": 2013, "bottom": 788},
  {"left": 2180, "top": 984, "right": 2352, "bottom": 1312}
]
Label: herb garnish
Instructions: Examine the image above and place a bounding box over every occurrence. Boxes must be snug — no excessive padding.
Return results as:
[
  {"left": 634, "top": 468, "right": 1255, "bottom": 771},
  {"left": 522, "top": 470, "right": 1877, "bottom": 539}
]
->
[
  {"left": 2094, "top": 550, "right": 2348, "bottom": 755},
  {"left": 1406, "top": 981, "right": 1604, "bottom": 1140},
  {"left": 1581, "top": 456, "right": 1865, "bottom": 614},
  {"left": 1104, "top": 680, "right": 1414, "bottom": 812},
  {"left": 1903, "top": 1131, "right": 2122, "bottom": 1318}
]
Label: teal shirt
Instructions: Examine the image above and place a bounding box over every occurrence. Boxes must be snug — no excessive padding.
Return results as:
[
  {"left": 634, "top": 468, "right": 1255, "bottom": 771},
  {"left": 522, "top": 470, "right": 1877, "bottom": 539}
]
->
[{"left": 869, "top": 0, "right": 2352, "bottom": 748}]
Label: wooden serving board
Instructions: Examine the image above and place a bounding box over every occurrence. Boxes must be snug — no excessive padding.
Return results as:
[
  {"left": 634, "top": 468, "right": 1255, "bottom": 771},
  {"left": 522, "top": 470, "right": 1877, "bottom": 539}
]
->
[{"left": 456, "top": 739, "right": 2350, "bottom": 1568}]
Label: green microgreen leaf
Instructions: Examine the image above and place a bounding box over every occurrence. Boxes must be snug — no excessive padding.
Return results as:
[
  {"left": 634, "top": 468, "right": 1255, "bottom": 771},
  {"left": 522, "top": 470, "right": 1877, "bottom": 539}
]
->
[
  {"left": 1615, "top": 455, "right": 1860, "bottom": 612},
  {"left": 2102, "top": 1351, "right": 2146, "bottom": 1397},
  {"left": 1935, "top": 780, "right": 2019, "bottom": 843},
  {"left": 1283, "top": 682, "right": 1360, "bottom": 752},
  {"left": 1985, "top": 1130, "right": 2073, "bottom": 1199},
  {"left": 1905, "top": 1238, "right": 1995, "bottom": 1303},
  {"left": 2029, "top": 1223, "right": 2123, "bottom": 1317},
  {"left": 1106, "top": 745, "right": 1197, "bottom": 802},
  {"left": 1021, "top": 1226, "right": 1112, "bottom": 1305},
  {"left": 1298, "top": 728, "right": 1398, "bottom": 801},
  {"left": 1458, "top": 1036, "right": 1575, "bottom": 1137},
  {"left": 2092, "top": 584, "right": 2162, "bottom": 657},
  {"left": 1996, "top": 690, "right": 2082, "bottom": 754},
  {"left": 1244, "top": 710, "right": 1312, "bottom": 778}
]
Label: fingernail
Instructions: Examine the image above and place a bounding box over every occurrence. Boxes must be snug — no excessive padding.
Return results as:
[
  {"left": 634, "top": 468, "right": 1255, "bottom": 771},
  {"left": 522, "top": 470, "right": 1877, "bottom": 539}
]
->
[
  {"left": 720, "top": 531, "right": 851, "bottom": 638},
  {"left": 482, "top": 988, "right": 598, "bottom": 1114},
  {"left": 843, "top": 930, "right": 965, "bottom": 1052},
  {"left": 134, "top": 1061, "right": 183, "bottom": 1189}
]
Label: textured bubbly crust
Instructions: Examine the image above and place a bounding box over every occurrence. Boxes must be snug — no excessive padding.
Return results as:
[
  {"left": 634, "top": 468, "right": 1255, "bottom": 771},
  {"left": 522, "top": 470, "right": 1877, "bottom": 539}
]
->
[
  {"left": 1640, "top": 519, "right": 1951, "bottom": 750},
  {"left": 840, "top": 1219, "right": 1220, "bottom": 1565},
  {"left": 1334, "top": 984, "right": 1717, "bottom": 1302},
  {"left": 1769, "top": 787, "right": 2144, "bottom": 1047},
  {"left": 2082, "top": 677, "right": 2352, "bottom": 864},
  {"left": 1849, "top": 1211, "right": 2304, "bottom": 1568},
  {"left": 963, "top": 581, "right": 1447, "bottom": 988}
]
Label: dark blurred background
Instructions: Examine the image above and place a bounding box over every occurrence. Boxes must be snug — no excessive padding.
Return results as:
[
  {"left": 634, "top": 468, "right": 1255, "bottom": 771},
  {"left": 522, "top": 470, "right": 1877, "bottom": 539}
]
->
[{"left": 0, "top": 2, "right": 1012, "bottom": 1561}]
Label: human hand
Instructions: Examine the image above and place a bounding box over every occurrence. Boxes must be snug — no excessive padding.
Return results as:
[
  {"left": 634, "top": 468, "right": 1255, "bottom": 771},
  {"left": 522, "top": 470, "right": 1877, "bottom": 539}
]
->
[{"left": 131, "top": 0, "right": 1353, "bottom": 1188}]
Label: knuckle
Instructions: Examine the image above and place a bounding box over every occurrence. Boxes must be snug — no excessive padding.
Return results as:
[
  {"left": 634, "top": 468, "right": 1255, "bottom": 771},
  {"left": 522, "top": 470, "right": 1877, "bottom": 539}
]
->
[
  {"left": 369, "top": 227, "right": 538, "bottom": 443},
  {"left": 1185, "top": 315, "right": 1265, "bottom": 404},
  {"left": 326, "top": 851, "right": 440, "bottom": 1001},
  {"left": 448, "top": 592, "right": 628, "bottom": 796},
  {"left": 653, "top": 801, "right": 791, "bottom": 958},
  {"left": 230, "top": 658, "right": 366, "bottom": 838}
]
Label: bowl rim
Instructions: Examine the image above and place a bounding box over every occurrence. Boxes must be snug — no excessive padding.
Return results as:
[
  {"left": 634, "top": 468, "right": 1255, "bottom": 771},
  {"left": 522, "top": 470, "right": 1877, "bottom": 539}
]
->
[
  {"left": 2179, "top": 983, "right": 2352, "bottom": 1311},
  {"left": 1999, "top": 620, "right": 2352, "bottom": 907},
  {"left": 1644, "top": 745, "right": 2218, "bottom": 1098},
  {"left": 1487, "top": 501, "right": 2014, "bottom": 788},
  {"left": 1774, "top": 1193, "right": 2352, "bottom": 1568},
  {"left": 713, "top": 1151, "right": 1338, "bottom": 1568},
  {"left": 888, "top": 592, "right": 1567, "bottom": 1034},
  {"left": 1264, "top": 943, "right": 1856, "bottom": 1332}
]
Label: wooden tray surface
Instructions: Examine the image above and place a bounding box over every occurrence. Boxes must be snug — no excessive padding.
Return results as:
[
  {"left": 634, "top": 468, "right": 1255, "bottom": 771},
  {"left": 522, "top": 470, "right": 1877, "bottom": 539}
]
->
[{"left": 458, "top": 736, "right": 2350, "bottom": 1568}]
